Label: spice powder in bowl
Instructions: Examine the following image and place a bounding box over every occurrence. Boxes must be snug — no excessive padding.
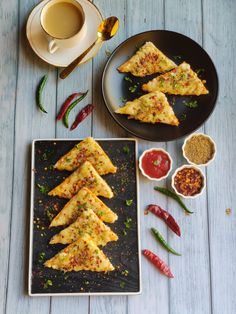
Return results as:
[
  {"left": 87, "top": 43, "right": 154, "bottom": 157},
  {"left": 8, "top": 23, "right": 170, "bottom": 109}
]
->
[{"left": 183, "top": 133, "right": 216, "bottom": 165}]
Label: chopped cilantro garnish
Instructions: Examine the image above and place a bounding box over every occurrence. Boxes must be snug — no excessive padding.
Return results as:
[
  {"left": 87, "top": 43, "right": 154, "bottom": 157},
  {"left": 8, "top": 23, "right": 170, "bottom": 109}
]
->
[
  {"left": 38, "top": 252, "right": 45, "bottom": 263},
  {"left": 41, "top": 152, "right": 48, "bottom": 161},
  {"left": 43, "top": 279, "right": 53, "bottom": 289},
  {"left": 173, "top": 55, "right": 182, "bottom": 61},
  {"left": 196, "top": 68, "right": 205, "bottom": 76},
  {"left": 120, "top": 96, "right": 127, "bottom": 103},
  {"left": 183, "top": 100, "right": 198, "bottom": 108},
  {"left": 121, "top": 270, "right": 129, "bottom": 276},
  {"left": 179, "top": 113, "right": 187, "bottom": 121},
  {"left": 37, "top": 183, "right": 49, "bottom": 195},
  {"left": 124, "top": 76, "right": 133, "bottom": 83},
  {"left": 119, "top": 281, "right": 126, "bottom": 288},
  {"left": 46, "top": 208, "right": 54, "bottom": 222},
  {"left": 123, "top": 145, "right": 130, "bottom": 154},
  {"left": 124, "top": 218, "right": 132, "bottom": 229},
  {"left": 78, "top": 203, "right": 87, "bottom": 210},
  {"left": 48, "top": 164, "right": 54, "bottom": 171},
  {"left": 128, "top": 85, "right": 138, "bottom": 93},
  {"left": 123, "top": 229, "right": 127, "bottom": 236},
  {"left": 125, "top": 199, "right": 133, "bottom": 206},
  {"left": 153, "top": 159, "right": 160, "bottom": 166}
]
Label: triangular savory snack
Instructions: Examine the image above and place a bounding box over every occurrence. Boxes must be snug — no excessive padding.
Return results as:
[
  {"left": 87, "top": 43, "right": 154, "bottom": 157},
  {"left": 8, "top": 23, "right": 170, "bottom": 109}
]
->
[
  {"left": 49, "top": 208, "right": 118, "bottom": 246},
  {"left": 115, "top": 91, "right": 179, "bottom": 126},
  {"left": 54, "top": 137, "right": 117, "bottom": 175},
  {"left": 117, "top": 41, "right": 176, "bottom": 77},
  {"left": 48, "top": 161, "right": 114, "bottom": 199},
  {"left": 44, "top": 234, "right": 114, "bottom": 272},
  {"left": 142, "top": 62, "right": 209, "bottom": 95},
  {"left": 50, "top": 187, "right": 117, "bottom": 228}
]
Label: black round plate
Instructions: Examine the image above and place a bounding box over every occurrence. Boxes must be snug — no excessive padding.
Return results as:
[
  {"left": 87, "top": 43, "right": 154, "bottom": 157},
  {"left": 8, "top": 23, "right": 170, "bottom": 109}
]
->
[{"left": 102, "top": 30, "right": 218, "bottom": 142}]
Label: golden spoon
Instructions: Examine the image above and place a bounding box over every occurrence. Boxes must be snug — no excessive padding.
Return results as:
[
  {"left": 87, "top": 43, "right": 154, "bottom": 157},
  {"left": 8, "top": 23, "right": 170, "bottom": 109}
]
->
[{"left": 60, "top": 16, "right": 119, "bottom": 79}]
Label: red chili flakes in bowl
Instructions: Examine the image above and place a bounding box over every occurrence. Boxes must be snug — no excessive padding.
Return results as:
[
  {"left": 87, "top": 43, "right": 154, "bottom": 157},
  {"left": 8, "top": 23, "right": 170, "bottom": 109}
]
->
[{"left": 174, "top": 167, "right": 203, "bottom": 197}]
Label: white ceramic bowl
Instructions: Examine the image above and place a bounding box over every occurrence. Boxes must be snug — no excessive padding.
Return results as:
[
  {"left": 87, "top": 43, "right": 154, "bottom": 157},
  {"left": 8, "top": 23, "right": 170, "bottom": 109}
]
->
[
  {"left": 182, "top": 133, "right": 216, "bottom": 166},
  {"left": 139, "top": 148, "right": 173, "bottom": 181},
  {"left": 171, "top": 164, "right": 206, "bottom": 199}
]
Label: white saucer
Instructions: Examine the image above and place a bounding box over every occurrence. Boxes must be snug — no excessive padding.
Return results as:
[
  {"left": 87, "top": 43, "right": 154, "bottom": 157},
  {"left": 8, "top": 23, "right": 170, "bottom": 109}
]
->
[{"left": 26, "top": 0, "right": 103, "bottom": 67}]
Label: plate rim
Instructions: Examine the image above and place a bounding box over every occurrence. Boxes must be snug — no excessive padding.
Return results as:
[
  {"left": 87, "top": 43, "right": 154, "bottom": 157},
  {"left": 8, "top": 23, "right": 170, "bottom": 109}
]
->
[
  {"left": 101, "top": 29, "right": 219, "bottom": 142},
  {"left": 28, "top": 138, "right": 142, "bottom": 296}
]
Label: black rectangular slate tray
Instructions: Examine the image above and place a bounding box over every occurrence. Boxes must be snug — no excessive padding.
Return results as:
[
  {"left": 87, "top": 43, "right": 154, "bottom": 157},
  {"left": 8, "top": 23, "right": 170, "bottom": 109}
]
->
[{"left": 29, "top": 138, "right": 141, "bottom": 295}]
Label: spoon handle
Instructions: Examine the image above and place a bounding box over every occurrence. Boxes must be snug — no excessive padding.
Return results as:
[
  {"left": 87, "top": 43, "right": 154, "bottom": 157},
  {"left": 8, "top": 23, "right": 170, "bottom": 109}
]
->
[{"left": 60, "top": 39, "right": 100, "bottom": 79}]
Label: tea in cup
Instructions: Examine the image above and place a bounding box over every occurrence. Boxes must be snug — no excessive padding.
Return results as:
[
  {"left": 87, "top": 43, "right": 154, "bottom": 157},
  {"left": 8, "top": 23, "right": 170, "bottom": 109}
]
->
[{"left": 40, "top": 0, "right": 86, "bottom": 53}]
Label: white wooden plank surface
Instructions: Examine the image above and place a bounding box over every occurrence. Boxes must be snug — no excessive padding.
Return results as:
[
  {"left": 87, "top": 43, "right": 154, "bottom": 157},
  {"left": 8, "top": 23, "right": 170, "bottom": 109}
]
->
[
  {"left": 125, "top": 1, "right": 170, "bottom": 314},
  {"left": 4, "top": 1, "right": 54, "bottom": 313},
  {"left": 0, "top": 1, "right": 18, "bottom": 313},
  {"left": 203, "top": 0, "right": 236, "bottom": 313},
  {"left": 0, "top": 0, "right": 235, "bottom": 313},
  {"left": 165, "top": 1, "right": 211, "bottom": 313}
]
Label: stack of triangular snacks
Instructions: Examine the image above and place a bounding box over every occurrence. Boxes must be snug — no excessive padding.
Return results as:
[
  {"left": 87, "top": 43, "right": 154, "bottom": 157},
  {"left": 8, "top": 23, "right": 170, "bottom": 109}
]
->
[
  {"left": 117, "top": 41, "right": 209, "bottom": 125},
  {"left": 45, "top": 138, "right": 118, "bottom": 272}
]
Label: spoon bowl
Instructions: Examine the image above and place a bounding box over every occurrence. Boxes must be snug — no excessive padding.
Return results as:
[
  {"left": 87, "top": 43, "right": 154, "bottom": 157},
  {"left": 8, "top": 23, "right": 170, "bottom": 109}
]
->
[{"left": 60, "top": 16, "right": 119, "bottom": 79}]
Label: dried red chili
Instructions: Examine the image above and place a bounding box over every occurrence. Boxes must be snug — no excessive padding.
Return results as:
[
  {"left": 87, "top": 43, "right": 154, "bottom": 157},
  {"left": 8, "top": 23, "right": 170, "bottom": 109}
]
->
[
  {"left": 70, "top": 104, "right": 94, "bottom": 130},
  {"left": 142, "top": 249, "right": 174, "bottom": 278},
  {"left": 147, "top": 204, "right": 181, "bottom": 236},
  {"left": 57, "top": 93, "right": 83, "bottom": 120}
]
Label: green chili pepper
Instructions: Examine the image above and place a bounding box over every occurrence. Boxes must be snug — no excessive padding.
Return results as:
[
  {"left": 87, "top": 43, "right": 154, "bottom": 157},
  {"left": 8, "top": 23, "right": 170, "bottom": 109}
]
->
[
  {"left": 151, "top": 228, "right": 181, "bottom": 256},
  {"left": 154, "top": 186, "right": 193, "bottom": 214},
  {"left": 36, "top": 74, "right": 48, "bottom": 113},
  {"left": 63, "top": 90, "right": 88, "bottom": 128}
]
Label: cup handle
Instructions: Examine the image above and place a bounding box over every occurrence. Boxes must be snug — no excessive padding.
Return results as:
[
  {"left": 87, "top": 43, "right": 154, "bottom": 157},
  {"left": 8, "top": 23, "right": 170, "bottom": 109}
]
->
[{"left": 48, "top": 39, "right": 58, "bottom": 54}]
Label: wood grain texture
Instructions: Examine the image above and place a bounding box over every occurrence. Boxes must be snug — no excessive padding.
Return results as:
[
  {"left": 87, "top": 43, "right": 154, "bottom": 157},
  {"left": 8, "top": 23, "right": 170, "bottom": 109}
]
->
[
  {"left": 165, "top": 1, "right": 211, "bottom": 313},
  {"left": 203, "top": 0, "right": 236, "bottom": 313},
  {"left": 0, "top": 0, "right": 18, "bottom": 313},
  {"left": 125, "top": 1, "right": 170, "bottom": 314},
  {"left": 4, "top": 1, "right": 54, "bottom": 313},
  {"left": 0, "top": 0, "right": 235, "bottom": 313}
]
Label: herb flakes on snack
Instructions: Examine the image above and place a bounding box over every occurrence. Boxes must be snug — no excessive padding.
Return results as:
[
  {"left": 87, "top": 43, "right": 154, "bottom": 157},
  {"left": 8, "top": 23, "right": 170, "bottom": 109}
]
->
[
  {"left": 151, "top": 228, "right": 181, "bottom": 256},
  {"left": 123, "top": 144, "right": 130, "bottom": 154},
  {"left": 179, "top": 113, "right": 187, "bottom": 121},
  {"left": 43, "top": 279, "right": 53, "bottom": 289},
  {"left": 119, "top": 281, "right": 126, "bottom": 288},
  {"left": 124, "top": 76, "right": 133, "bottom": 83},
  {"left": 154, "top": 186, "right": 193, "bottom": 214},
  {"left": 36, "top": 74, "right": 48, "bottom": 113},
  {"left": 38, "top": 252, "right": 46, "bottom": 263},
  {"left": 125, "top": 199, "right": 133, "bottom": 206},
  {"left": 37, "top": 183, "right": 50, "bottom": 195},
  {"left": 183, "top": 100, "right": 198, "bottom": 108}
]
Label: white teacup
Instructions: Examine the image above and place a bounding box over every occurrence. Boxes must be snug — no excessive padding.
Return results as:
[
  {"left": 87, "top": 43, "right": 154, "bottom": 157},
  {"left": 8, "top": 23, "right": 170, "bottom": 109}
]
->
[{"left": 40, "top": 0, "right": 86, "bottom": 54}]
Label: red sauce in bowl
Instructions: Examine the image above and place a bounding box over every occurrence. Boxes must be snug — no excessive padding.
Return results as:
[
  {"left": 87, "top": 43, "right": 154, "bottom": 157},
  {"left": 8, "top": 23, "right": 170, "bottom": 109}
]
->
[{"left": 141, "top": 149, "right": 172, "bottom": 179}]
